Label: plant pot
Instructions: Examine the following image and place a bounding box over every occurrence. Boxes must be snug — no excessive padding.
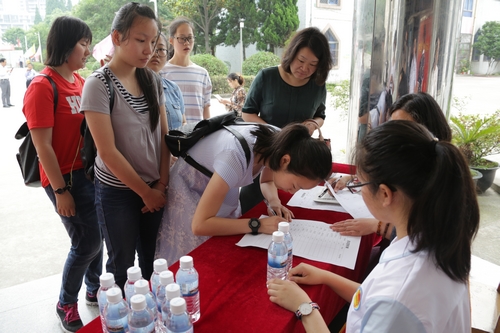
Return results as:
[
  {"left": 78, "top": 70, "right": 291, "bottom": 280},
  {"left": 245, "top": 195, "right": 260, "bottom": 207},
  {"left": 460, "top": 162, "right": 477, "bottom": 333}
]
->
[
  {"left": 471, "top": 161, "right": 499, "bottom": 193},
  {"left": 470, "top": 168, "right": 483, "bottom": 189}
]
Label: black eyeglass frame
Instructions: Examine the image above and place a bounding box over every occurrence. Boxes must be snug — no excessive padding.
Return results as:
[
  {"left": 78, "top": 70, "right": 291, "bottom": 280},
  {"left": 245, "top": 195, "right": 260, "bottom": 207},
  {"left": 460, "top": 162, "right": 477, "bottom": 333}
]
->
[
  {"left": 346, "top": 180, "right": 397, "bottom": 194},
  {"left": 153, "top": 48, "right": 168, "bottom": 58},
  {"left": 174, "top": 36, "right": 195, "bottom": 44}
]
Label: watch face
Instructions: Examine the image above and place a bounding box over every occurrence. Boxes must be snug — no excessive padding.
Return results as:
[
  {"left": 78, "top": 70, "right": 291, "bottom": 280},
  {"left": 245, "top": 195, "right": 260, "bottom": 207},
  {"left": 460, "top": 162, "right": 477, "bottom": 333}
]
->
[
  {"left": 250, "top": 220, "right": 259, "bottom": 227},
  {"left": 298, "top": 303, "right": 313, "bottom": 316}
]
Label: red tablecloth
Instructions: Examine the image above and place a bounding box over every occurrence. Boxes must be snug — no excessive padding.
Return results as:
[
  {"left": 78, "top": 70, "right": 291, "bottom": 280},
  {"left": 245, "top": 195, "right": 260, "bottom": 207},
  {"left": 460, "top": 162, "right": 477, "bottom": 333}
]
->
[{"left": 79, "top": 163, "right": 374, "bottom": 333}]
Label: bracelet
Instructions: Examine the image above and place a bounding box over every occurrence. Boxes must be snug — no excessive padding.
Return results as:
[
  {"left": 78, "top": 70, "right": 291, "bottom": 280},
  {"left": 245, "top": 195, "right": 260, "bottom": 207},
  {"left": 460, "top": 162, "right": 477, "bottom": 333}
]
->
[
  {"left": 382, "top": 223, "right": 391, "bottom": 238},
  {"left": 376, "top": 221, "right": 382, "bottom": 236},
  {"left": 158, "top": 180, "right": 168, "bottom": 189}
]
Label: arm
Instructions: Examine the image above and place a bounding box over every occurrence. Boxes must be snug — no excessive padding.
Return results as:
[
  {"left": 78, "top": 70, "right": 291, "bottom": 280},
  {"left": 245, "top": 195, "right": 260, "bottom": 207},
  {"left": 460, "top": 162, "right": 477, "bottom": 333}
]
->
[
  {"left": 260, "top": 167, "right": 294, "bottom": 220},
  {"left": 191, "top": 172, "right": 285, "bottom": 236},
  {"left": 242, "top": 112, "right": 267, "bottom": 124},
  {"left": 84, "top": 111, "right": 165, "bottom": 212},
  {"left": 203, "top": 104, "right": 210, "bottom": 119},
  {"left": 31, "top": 128, "right": 75, "bottom": 217}
]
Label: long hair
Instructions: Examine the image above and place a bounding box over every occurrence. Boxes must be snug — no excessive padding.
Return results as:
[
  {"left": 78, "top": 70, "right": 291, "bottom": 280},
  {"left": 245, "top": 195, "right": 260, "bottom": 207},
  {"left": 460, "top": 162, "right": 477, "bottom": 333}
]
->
[
  {"left": 281, "top": 27, "right": 333, "bottom": 86},
  {"left": 111, "top": 2, "right": 162, "bottom": 131},
  {"left": 253, "top": 123, "right": 332, "bottom": 181},
  {"left": 355, "top": 121, "right": 479, "bottom": 282},
  {"left": 45, "top": 16, "right": 92, "bottom": 67},
  {"left": 388, "top": 92, "right": 452, "bottom": 142}
]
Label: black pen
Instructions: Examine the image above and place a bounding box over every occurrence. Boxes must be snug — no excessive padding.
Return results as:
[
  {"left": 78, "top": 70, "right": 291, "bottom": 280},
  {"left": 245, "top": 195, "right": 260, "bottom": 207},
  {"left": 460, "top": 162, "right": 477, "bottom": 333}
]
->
[
  {"left": 319, "top": 188, "right": 328, "bottom": 198},
  {"left": 263, "top": 199, "right": 277, "bottom": 216}
]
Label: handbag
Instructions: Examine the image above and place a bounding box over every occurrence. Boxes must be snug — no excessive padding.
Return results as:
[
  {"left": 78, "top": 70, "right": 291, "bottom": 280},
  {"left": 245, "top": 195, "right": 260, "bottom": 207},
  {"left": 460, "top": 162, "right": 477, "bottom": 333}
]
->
[{"left": 15, "top": 74, "right": 58, "bottom": 187}]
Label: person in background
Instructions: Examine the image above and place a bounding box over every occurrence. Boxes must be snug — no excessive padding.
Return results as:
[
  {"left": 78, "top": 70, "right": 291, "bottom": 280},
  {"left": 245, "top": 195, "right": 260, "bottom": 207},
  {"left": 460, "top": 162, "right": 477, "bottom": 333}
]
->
[
  {"left": 268, "top": 120, "right": 479, "bottom": 333},
  {"left": 147, "top": 32, "right": 186, "bottom": 130},
  {"left": 0, "top": 58, "right": 14, "bottom": 107},
  {"left": 218, "top": 72, "right": 246, "bottom": 118},
  {"left": 80, "top": 3, "right": 170, "bottom": 291},
  {"left": 161, "top": 17, "right": 211, "bottom": 123},
  {"left": 240, "top": 26, "right": 333, "bottom": 214},
  {"left": 156, "top": 123, "right": 332, "bottom": 265},
  {"left": 23, "top": 16, "right": 102, "bottom": 332},
  {"left": 25, "top": 62, "right": 37, "bottom": 88},
  {"left": 329, "top": 92, "right": 452, "bottom": 239}
]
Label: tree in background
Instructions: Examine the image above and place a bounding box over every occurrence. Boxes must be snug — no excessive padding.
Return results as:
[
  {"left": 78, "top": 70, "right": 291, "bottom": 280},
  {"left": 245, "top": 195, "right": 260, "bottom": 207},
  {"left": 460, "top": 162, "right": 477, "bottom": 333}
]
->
[
  {"left": 474, "top": 21, "right": 500, "bottom": 75},
  {"left": 2, "top": 28, "right": 25, "bottom": 48},
  {"left": 216, "top": 0, "right": 259, "bottom": 60},
  {"left": 165, "top": 0, "right": 226, "bottom": 55},
  {"left": 34, "top": 6, "right": 43, "bottom": 24},
  {"left": 257, "top": 0, "right": 299, "bottom": 53},
  {"left": 66, "top": 0, "right": 72, "bottom": 11},
  {"left": 45, "top": 0, "right": 66, "bottom": 16}
]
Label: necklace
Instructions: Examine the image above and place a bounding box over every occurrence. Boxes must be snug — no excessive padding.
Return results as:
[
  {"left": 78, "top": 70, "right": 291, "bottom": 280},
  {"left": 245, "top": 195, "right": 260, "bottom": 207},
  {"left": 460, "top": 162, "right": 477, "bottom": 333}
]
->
[{"left": 50, "top": 66, "right": 74, "bottom": 83}]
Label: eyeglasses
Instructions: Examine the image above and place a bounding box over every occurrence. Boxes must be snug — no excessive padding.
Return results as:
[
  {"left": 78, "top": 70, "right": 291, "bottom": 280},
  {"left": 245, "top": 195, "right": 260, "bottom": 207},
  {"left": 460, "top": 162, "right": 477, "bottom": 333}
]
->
[
  {"left": 346, "top": 180, "right": 374, "bottom": 194},
  {"left": 154, "top": 48, "right": 167, "bottom": 58},
  {"left": 175, "top": 36, "right": 194, "bottom": 44}
]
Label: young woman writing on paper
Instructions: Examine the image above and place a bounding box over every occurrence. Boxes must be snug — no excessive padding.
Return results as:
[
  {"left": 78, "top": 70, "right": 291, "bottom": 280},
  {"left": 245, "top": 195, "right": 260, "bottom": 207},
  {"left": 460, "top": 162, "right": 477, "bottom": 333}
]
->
[{"left": 268, "top": 120, "right": 479, "bottom": 332}]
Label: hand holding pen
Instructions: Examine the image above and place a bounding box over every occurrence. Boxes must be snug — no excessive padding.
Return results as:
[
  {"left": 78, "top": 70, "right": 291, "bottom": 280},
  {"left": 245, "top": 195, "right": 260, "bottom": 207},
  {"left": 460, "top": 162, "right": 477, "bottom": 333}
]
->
[{"left": 263, "top": 198, "right": 294, "bottom": 222}]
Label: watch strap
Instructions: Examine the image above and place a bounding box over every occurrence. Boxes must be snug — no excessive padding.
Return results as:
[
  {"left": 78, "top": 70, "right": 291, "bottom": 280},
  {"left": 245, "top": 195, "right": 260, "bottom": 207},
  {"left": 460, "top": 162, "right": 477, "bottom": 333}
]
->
[
  {"left": 295, "top": 302, "right": 320, "bottom": 320},
  {"left": 54, "top": 185, "right": 71, "bottom": 194}
]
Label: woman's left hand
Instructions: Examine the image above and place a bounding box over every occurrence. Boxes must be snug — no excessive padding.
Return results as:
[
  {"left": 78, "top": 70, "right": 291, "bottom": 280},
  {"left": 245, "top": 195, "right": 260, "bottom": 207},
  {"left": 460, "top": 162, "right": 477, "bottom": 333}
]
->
[{"left": 267, "top": 279, "right": 311, "bottom": 312}]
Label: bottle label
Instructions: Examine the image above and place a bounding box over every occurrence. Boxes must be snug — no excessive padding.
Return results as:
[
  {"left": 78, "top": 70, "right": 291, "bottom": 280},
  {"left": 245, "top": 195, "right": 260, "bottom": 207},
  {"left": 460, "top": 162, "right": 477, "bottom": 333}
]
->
[
  {"left": 268, "top": 253, "right": 287, "bottom": 268},
  {"left": 107, "top": 326, "right": 126, "bottom": 333},
  {"left": 179, "top": 280, "right": 199, "bottom": 296}
]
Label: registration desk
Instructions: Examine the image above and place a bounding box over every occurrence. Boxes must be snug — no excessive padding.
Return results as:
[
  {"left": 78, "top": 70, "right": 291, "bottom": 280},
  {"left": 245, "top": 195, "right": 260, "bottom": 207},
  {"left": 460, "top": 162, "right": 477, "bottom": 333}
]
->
[{"left": 80, "top": 164, "right": 375, "bottom": 333}]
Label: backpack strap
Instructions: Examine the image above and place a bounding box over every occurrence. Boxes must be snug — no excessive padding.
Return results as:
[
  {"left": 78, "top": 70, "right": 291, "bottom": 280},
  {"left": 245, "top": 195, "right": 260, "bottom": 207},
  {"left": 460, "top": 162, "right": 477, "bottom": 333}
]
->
[{"left": 94, "top": 68, "right": 115, "bottom": 112}]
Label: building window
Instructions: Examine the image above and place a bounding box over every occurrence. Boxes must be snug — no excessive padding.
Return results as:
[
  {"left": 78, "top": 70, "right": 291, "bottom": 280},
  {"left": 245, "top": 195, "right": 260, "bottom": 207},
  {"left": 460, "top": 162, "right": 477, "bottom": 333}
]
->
[
  {"left": 463, "top": 0, "right": 473, "bottom": 17},
  {"left": 317, "top": 0, "right": 340, "bottom": 8},
  {"left": 325, "top": 29, "right": 339, "bottom": 67}
]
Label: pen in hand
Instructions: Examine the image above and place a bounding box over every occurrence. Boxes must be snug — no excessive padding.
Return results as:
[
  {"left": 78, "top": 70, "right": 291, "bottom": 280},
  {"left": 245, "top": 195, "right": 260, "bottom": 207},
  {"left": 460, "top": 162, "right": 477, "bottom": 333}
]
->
[{"left": 263, "top": 199, "right": 277, "bottom": 216}]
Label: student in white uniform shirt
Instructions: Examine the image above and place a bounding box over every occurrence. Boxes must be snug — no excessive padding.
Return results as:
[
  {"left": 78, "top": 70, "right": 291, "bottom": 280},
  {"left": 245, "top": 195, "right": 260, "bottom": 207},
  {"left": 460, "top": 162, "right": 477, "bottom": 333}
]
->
[{"left": 267, "top": 120, "right": 479, "bottom": 333}]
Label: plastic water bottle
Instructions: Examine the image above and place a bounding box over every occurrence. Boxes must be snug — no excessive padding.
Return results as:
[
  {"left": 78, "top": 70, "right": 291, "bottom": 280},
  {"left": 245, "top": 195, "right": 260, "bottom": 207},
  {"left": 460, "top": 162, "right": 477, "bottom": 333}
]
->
[
  {"left": 104, "top": 287, "right": 129, "bottom": 333},
  {"left": 278, "top": 222, "right": 293, "bottom": 275},
  {"left": 128, "top": 294, "right": 155, "bottom": 333},
  {"left": 125, "top": 266, "right": 145, "bottom": 306},
  {"left": 267, "top": 231, "right": 288, "bottom": 283},
  {"left": 150, "top": 258, "right": 168, "bottom": 299},
  {"left": 97, "top": 273, "right": 120, "bottom": 333},
  {"left": 161, "top": 283, "right": 181, "bottom": 329},
  {"left": 134, "top": 279, "right": 158, "bottom": 327},
  {"left": 176, "top": 256, "right": 200, "bottom": 323},
  {"left": 165, "top": 297, "right": 193, "bottom": 333},
  {"left": 156, "top": 270, "right": 174, "bottom": 321}
]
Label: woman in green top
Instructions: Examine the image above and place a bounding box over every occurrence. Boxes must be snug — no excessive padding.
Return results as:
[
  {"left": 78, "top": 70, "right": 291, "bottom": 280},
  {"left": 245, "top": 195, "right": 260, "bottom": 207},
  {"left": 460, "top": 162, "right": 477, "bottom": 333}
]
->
[{"left": 240, "top": 27, "right": 333, "bottom": 213}]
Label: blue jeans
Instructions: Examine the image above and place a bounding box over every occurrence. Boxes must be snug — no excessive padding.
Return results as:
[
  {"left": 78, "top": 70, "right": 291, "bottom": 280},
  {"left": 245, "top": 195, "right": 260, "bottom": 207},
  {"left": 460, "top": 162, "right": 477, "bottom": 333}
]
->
[
  {"left": 44, "top": 169, "right": 103, "bottom": 305},
  {"left": 95, "top": 179, "right": 163, "bottom": 290}
]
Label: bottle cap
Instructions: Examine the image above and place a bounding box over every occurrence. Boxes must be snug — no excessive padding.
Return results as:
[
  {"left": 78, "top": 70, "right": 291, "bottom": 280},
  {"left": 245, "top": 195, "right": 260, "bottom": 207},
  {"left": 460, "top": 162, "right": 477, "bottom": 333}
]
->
[
  {"left": 272, "top": 231, "right": 284, "bottom": 243},
  {"left": 134, "top": 279, "right": 150, "bottom": 295},
  {"left": 278, "top": 222, "right": 290, "bottom": 233},
  {"left": 169, "top": 297, "right": 187, "bottom": 315},
  {"left": 165, "top": 283, "right": 181, "bottom": 300},
  {"left": 179, "top": 256, "right": 194, "bottom": 269},
  {"left": 99, "top": 272, "right": 115, "bottom": 288},
  {"left": 159, "top": 270, "right": 174, "bottom": 286},
  {"left": 127, "top": 266, "right": 142, "bottom": 281},
  {"left": 130, "top": 294, "right": 147, "bottom": 311},
  {"left": 106, "top": 287, "right": 123, "bottom": 303},
  {"left": 153, "top": 258, "right": 168, "bottom": 273}
]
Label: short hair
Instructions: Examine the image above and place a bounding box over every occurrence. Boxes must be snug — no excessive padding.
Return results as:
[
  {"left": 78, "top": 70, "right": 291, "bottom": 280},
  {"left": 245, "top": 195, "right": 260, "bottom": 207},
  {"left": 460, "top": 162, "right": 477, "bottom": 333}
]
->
[
  {"left": 45, "top": 16, "right": 92, "bottom": 67},
  {"left": 227, "top": 72, "right": 244, "bottom": 86},
  {"left": 354, "top": 121, "right": 479, "bottom": 282},
  {"left": 281, "top": 27, "right": 333, "bottom": 86},
  {"left": 0, "top": 58, "right": 5, "bottom": 63},
  {"left": 168, "top": 17, "right": 194, "bottom": 37},
  {"left": 253, "top": 123, "right": 332, "bottom": 181},
  {"left": 388, "top": 92, "right": 452, "bottom": 141}
]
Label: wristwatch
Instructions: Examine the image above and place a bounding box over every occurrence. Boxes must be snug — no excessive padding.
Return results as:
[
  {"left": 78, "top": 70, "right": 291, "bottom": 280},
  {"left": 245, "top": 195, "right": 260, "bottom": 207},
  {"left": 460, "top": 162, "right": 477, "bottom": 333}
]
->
[
  {"left": 248, "top": 218, "right": 261, "bottom": 235},
  {"left": 54, "top": 185, "right": 71, "bottom": 195},
  {"left": 295, "top": 302, "right": 320, "bottom": 320}
]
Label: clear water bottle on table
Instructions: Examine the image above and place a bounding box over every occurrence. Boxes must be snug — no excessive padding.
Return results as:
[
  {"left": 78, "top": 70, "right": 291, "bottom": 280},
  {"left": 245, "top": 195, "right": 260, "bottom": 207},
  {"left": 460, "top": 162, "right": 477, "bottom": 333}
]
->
[
  {"left": 134, "top": 279, "right": 158, "bottom": 328},
  {"left": 104, "top": 287, "right": 130, "bottom": 333},
  {"left": 278, "top": 222, "right": 293, "bottom": 275},
  {"left": 176, "top": 256, "right": 200, "bottom": 323},
  {"left": 150, "top": 258, "right": 168, "bottom": 299},
  {"left": 267, "top": 231, "right": 288, "bottom": 283},
  {"left": 165, "top": 297, "right": 193, "bottom": 333},
  {"left": 97, "top": 272, "right": 120, "bottom": 333},
  {"left": 125, "top": 266, "right": 145, "bottom": 306},
  {"left": 161, "top": 283, "right": 181, "bottom": 329},
  {"left": 156, "top": 270, "right": 174, "bottom": 321},
  {"left": 128, "top": 294, "right": 155, "bottom": 333}
]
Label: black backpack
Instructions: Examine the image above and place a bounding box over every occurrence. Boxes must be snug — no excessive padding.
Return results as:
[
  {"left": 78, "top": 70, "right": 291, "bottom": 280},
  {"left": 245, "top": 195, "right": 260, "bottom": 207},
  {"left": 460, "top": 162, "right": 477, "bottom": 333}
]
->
[
  {"left": 165, "top": 112, "right": 252, "bottom": 178},
  {"left": 80, "top": 68, "right": 115, "bottom": 182}
]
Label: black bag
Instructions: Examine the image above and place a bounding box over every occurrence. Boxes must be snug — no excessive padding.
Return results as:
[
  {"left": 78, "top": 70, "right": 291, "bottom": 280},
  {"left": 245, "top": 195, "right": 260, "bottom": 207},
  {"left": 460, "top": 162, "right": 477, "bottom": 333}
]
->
[
  {"left": 165, "top": 112, "right": 251, "bottom": 177},
  {"left": 80, "top": 68, "right": 115, "bottom": 182},
  {"left": 15, "top": 74, "right": 58, "bottom": 187}
]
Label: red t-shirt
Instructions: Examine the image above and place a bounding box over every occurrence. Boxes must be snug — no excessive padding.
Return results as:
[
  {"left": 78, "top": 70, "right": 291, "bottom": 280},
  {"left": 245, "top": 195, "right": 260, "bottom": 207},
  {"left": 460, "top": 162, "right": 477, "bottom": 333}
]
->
[{"left": 23, "top": 67, "right": 85, "bottom": 188}]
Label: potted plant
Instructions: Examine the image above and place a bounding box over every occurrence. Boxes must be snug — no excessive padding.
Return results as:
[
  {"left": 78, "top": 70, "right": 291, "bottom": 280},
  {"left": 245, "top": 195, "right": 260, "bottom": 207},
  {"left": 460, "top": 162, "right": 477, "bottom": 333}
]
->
[{"left": 450, "top": 110, "right": 500, "bottom": 193}]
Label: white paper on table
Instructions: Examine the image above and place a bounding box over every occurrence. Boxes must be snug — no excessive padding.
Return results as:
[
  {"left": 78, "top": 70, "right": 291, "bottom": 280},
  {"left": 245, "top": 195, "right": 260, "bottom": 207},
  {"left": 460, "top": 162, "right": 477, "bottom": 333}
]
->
[
  {"left": 331, "top": 189, "right": 374, "bottom": 219},
  {"left": 287, "top": 186, "right": 347, "bottom": 213},
  {"left": 236, "top": 218, "right": 361, "bottom": 269}
]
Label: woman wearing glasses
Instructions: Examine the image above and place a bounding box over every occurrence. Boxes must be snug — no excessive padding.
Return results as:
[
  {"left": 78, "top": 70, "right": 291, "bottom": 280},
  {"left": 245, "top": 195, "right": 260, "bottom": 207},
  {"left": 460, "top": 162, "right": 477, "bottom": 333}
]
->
[
  {"left": 148, "top": 33, "right": 186, "bottom": 130},
  {"left": 268, "top": 121, "right": 479, "bottom": 333},
  {"left": 161, "top": 17, "right": 212, "bottom": 123}
]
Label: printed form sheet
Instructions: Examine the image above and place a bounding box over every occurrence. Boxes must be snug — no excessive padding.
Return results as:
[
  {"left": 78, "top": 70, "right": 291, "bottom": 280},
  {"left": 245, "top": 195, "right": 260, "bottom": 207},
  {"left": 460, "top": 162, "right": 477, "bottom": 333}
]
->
[{"left": 237, "top": 218, "right": 361, "bottom": 269}]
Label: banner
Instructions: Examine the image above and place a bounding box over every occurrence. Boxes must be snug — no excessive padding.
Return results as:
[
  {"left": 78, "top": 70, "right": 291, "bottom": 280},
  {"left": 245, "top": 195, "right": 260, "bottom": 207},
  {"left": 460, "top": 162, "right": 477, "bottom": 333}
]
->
[
  {"left": 24, "top": 44, "right": 36, "bottom": 58},
  {"left": 92, "top": 34, "right": 114, "bottom": 63},
  {"left": 34, "top": 45, "right": 42, "bottom": 62}
]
